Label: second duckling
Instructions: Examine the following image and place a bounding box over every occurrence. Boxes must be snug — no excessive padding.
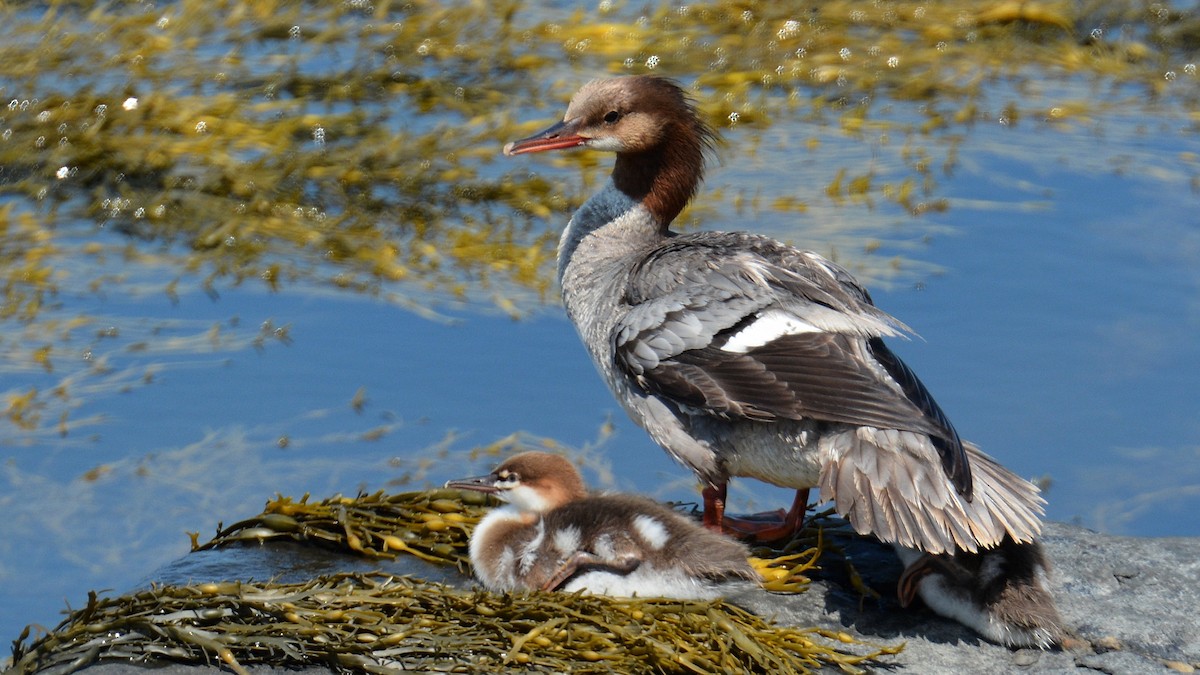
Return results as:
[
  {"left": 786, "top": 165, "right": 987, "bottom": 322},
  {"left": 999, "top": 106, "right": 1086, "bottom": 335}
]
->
[{"left": 895, "top": 537, "right": 1065, "bottom": 649}]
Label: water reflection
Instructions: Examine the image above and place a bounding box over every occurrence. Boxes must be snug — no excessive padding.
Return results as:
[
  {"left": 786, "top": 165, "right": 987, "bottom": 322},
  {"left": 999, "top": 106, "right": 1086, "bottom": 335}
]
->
[{"left": 1, "top": 0, "right": 1198, "bottom": 650}]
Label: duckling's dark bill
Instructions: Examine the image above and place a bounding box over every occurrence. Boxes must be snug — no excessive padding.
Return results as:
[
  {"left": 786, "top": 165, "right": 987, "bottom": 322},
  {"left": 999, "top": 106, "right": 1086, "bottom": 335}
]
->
[{"left": 445, "top": 475, "right": 499, "bottom": 494}]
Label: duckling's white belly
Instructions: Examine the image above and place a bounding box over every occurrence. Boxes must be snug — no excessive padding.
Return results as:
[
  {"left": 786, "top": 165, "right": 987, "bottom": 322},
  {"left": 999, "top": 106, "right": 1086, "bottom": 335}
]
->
[
  {"left": 469, "top": 507, "right": 549, "bottom": 592},
  {"left": 560, "top": 567, "right": 737, "bottom": 601}
]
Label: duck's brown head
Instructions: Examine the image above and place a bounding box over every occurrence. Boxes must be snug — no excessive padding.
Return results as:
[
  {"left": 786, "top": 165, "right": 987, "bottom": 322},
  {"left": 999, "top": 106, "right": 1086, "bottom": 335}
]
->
[{"left": 504, "top": 76, "right": 716, "bottom": 226}]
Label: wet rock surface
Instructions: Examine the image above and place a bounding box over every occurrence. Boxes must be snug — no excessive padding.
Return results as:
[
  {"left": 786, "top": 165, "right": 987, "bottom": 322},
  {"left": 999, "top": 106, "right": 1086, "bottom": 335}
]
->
[{"left": 731, "top": 521, "right": 1200, "bottom": 673}]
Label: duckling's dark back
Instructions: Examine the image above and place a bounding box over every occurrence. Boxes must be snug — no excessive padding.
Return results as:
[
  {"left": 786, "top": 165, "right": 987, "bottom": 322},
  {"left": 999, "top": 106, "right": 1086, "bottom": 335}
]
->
[{"left": 545, "top": 494, "right": 756, "bottom": 581}]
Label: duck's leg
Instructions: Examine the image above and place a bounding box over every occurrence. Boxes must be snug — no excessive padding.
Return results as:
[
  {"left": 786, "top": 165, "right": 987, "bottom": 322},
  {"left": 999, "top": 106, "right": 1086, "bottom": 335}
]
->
[
  {"left": 701, "top": 482, "right": 728, "bottom": 531},
  {"left": 779, "top": 487, "right": 811, "bottom": 533},
  {"left": 706, "top": 486, "right": 811, "bottom": 543},
  {"left": 541, "top": 551, "right": 642, "bottom": 592}
]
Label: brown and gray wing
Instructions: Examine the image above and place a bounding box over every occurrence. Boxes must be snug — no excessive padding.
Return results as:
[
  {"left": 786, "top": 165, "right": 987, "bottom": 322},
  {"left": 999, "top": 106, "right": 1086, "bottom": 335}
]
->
[{"left": 616, "top": 235, "right": 971, "bottom": 494}]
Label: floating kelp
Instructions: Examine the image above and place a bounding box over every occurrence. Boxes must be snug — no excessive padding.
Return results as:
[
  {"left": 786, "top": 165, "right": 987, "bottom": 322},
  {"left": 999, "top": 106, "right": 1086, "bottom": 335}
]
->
[
  {"left": 12, "top": 489, "right": 899, "bottom": 673},
  {"left": 2, "top": 0, "right": 1195, "bottom": 320},
  {"left": 3, "top": 0, "right": 1197, "bottom": 441}
]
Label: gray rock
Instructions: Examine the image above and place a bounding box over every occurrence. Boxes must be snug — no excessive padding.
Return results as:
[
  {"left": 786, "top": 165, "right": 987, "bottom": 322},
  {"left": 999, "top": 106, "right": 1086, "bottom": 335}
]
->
[
  {"left": 11, "top": 522, "right": 1200, "bottom": 674},
  {"left": 728, "top": 521, "right": 1200, "bottom": 673}
]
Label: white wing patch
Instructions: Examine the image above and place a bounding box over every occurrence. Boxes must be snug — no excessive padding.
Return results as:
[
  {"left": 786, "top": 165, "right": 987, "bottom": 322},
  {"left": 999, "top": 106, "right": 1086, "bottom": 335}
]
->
[
  {"left": 552, "top": 525, "right": 582, "bottom": 556},
  {"left": 593, "top": 533, "right": 616, "bottom": 559},
  {"left": 632, "top": 514, "right": 671, "bottom": 550},
  {"left": 720, "top": 309, "right": 822, "bottom": 353}
]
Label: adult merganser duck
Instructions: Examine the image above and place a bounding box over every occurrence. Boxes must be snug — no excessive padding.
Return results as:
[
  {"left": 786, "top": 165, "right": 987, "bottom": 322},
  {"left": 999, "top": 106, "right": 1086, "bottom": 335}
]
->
[
  {"left": 502, "top": 75, "right": 1044, "bottom": 558},
  {"left": 445, "top": 451, "right": 758, "bottom": 599},
  {"left": 895, "top": 537, "right": 1065, "bottom": 649}
]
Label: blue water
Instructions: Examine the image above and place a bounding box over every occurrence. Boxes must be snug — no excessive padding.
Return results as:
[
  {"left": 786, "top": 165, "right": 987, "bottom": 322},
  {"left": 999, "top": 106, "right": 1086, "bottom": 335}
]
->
[{"left": 3, "top": 77, "right": 1199, "bottom": 654}]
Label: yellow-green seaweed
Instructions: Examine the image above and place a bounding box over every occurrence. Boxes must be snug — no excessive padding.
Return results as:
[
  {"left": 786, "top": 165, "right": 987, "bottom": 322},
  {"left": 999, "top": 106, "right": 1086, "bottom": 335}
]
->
[
  {"left": 8, "top": 571, "right": 900, "bottom": 675},
  {"left": 12, "top": 489, "right": 900, "bottom": 674}
]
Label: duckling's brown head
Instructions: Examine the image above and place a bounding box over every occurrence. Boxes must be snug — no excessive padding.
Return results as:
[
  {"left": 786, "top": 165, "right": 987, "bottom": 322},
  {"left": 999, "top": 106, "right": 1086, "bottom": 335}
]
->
[{"left": 445, "top": 451, "right": 587, "bottom": 513}]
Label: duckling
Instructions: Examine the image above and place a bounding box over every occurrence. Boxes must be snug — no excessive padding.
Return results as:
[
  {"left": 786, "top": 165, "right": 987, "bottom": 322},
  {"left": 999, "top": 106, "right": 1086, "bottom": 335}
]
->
[
  {"left": 895, "top": 538, "right": 1065, "bottom": 649},
  {"left": 446, "top": 451, "right": 758, "bottom": 599}
]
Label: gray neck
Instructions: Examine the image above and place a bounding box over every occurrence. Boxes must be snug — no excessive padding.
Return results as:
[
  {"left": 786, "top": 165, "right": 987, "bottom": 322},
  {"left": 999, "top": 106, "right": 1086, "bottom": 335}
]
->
[
  {"left": 557, "top": 182, "right": 660, "bottom": 284},
  {"left": 557, "top": 181, "right": 663, "bottom": 364}
]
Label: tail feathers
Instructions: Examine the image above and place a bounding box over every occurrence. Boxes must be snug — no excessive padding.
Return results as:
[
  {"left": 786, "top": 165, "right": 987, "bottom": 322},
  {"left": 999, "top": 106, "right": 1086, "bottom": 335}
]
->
[{"left": 819, "top": 428, "right": 1044, "bottom": 554}]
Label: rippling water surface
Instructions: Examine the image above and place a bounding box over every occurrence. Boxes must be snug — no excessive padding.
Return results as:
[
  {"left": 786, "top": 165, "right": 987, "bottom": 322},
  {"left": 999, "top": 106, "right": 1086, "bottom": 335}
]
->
[{"left": 1, "top": 0, "right": 1198, "bottom": 645}]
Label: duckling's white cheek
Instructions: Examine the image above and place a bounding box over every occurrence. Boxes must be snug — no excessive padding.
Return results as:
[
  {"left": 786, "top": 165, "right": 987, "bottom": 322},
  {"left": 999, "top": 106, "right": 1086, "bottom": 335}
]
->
[
  {"left": 507, "top": 485, "right": 552, "bottom": 512},
  {"left": 553, "top": 525, "right": 582, "bottom": 555},
  {"left": 632, "top": 515, "right": 670, "bottom": 550}
]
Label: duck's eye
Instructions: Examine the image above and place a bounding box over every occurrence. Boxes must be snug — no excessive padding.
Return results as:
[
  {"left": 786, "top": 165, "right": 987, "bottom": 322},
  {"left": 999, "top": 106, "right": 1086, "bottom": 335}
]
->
[{"left": 603, "top": 110, "right": 621, "bottom": 124}]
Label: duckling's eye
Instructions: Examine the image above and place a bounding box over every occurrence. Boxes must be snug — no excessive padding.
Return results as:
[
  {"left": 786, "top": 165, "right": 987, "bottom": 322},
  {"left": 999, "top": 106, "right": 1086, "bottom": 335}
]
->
[{"left": 603, "top": 110, "right": 621, "bottom": 124}]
